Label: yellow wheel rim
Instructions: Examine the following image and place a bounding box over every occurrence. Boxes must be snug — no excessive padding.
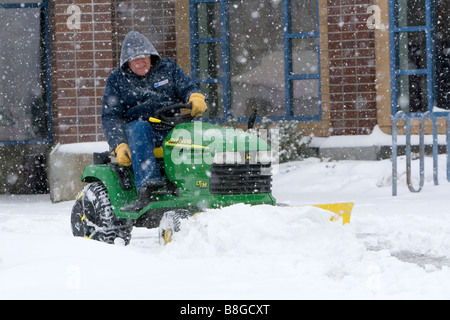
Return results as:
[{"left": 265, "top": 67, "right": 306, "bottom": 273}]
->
[{"left": 163, "top": 228, "right": 173, "bottom": 245}]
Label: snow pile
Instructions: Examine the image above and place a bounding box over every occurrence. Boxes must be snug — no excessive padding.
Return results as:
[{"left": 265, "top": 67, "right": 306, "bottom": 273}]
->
[
  {"left": 2, "top": 155, "right": 450, "bottom": 299},
  {"left": 165, "top": 204, "right": 363, "bottom": 261},
  {"left": 159, "top": 204, "right": 373, "bottom": 295}
]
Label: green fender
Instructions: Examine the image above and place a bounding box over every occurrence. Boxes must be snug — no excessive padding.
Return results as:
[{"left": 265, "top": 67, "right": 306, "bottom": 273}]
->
[
  {"left": 81, "top": 164, "right": 186, "bottom": 220},
  {"left": 81, "top": 165, "right": 137, "bottom": 216}
]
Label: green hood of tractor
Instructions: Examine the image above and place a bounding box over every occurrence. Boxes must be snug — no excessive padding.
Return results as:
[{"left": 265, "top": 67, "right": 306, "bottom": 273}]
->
[
  {"left": 163, "top": 121, "right": 271, "bottom": 156},
  {"left": 82, "top": 121, "right": 276, "bottom": 220},
  {"left": 162, "top": 121, "right": 272, "bottom": 195}
]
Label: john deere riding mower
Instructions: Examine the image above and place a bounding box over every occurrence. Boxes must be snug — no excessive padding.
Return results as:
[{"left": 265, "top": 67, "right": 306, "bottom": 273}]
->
[
  {"left": 71, "top": 105, "right": 277, "bottom": 245},
  {"left": 71, "top": 104, "right": 354, "bottom": 245}
]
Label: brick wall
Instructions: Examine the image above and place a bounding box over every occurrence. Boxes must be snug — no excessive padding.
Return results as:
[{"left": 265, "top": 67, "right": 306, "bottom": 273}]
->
[
  {"left": 50, "top": 0, "right": 379, "bottom": 143},
  {"left": 51, "top": 0, "right": 177, "bottom": 145},
  {"left": 111, "top": 0, "right": 177, "bottom": 67},
  {"left": 51, "top": 0, "right": 113, "bottom": 144},
  {"left": 327, "top": 0, "right": 378, "bottom": 135}
]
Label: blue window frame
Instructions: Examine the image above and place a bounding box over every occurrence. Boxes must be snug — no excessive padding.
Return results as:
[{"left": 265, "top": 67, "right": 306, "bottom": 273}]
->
[
  {"left": 0, "top": 0, "right": 52, "bottom": 145},
  {"left": 190, "top": 0, "right": 230, "bottom": 120},
  {"left": 283, "top": 0, "right": 322, "bottom": 121},
  {"left": 389, "top": 0, "right": 449, "bottom": 115},
  {"left": 189, "top": 0, "right": 321, "bottom": 123}
]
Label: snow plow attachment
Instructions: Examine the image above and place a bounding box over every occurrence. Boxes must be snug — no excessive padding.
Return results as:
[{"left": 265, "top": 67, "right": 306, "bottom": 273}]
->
[
  {"left": 277, "top": 202, "right": 353, "bottom": 225},
  {"left": 311, "top": 202, "right": 354, "bottom": 225}
]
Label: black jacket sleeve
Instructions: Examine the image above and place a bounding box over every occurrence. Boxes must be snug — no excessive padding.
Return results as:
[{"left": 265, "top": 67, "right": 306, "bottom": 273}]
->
[{"left": 101, "top": 72, "right": 128, "bottom": 151}]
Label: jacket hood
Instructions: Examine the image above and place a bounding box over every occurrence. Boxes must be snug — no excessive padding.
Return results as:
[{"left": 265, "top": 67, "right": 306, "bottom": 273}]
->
[{"left": 120, "top": 31, "right": 161, "bottom": 70}]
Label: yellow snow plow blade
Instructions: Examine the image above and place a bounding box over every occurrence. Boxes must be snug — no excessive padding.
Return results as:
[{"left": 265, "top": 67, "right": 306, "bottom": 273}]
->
[
  {"left": 281, "top": 202, "right": 353, "bottom": 224},
  {"left": 311, "top": 202, "right": 354, "bottom": 225}
]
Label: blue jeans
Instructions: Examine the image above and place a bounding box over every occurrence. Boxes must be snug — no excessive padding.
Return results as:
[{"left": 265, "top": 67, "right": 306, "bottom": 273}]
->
[{"left": 125, "top": 121, "right": 169, "bottom": 190}]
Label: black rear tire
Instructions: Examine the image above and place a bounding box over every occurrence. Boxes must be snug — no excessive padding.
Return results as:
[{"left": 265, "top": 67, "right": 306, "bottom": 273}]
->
[{"left": 71, "top": 182, "right": 133, "bottom": 245}]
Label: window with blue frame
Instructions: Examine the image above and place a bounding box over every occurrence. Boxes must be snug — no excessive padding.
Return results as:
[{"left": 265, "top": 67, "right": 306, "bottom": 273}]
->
[
  {"left": 189, "top": 0, "right": 321, "bottom": 122},
  {"left": 0, "top": 0, "right": 52, "bottom": 144},
  {"left": 390, "top": 0, "right": 449, "bottom": 114}
]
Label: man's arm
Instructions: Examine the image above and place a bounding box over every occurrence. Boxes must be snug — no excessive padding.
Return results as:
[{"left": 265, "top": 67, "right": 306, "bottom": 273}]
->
[
  {"left": 170, "top": 61, "right": 207, "bottom": 117},
  {"left": 101, "top": 74, "right": 128, "bottom": 151},
  {"left": 171, "top": 60, "right": 202, "bottom": 103}
]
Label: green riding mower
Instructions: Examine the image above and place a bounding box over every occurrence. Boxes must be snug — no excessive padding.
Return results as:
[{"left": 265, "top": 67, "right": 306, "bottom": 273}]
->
[
  {"left": 71, "top": 104, "right": 354, "bottom": 246},
  {"left": 70, "top": 104, "right": 278, "bottom": 245}
]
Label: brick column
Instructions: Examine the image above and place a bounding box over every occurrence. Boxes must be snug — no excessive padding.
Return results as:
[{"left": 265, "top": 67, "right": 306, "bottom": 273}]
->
[
  {"left": 52, "top": 0, "right": 113, "bottom": 144},
  {"left": 327, "top": 0, "right": 377, "bottom": 135},
  {"left": 111, "top": 0, "right": 177, "bottom": 67}
]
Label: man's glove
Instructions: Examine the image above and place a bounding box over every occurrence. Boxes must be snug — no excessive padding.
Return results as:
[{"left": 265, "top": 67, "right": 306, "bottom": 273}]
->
[
  {"left": 188, "top": 93, "right": 207, "bottom": 117},
  {"left": 115, "top": 143, "right": 132, "bottom": 166}
]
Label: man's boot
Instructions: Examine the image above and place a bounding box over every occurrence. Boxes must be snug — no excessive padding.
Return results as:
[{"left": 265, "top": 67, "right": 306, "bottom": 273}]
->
[
  {"left": 122, "top": 181, "right": 165, "bottom": 212},
  {"left": 133, "top": 186, "right": 152, "bottom": 211}
]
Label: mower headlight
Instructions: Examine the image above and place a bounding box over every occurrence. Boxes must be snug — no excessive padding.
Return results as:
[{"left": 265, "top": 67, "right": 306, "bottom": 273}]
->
[
  {"left": 257, "top": 151, "right": 272, "bottom": 165},
  {"left": 213, "top": 152, "right": 242, "bottom": 165},
  {"left": 213, "top": 151, "right": 272, "bottom": 165}
]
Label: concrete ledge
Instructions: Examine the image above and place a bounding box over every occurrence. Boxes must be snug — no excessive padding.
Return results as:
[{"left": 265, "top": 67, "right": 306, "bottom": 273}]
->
[
  {"left": 319, "top": 145, "right": 384, "bottom": 160},
  {"left": 311, "top": 125, "right": 447, "bottom": 161},
  {"left": 48, "top": 142, "right": 109, "bottom": 203}
]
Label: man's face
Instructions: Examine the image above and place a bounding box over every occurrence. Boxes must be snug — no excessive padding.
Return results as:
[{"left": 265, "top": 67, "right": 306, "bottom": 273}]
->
[{"left": 128, "top": 56, "right": 151, "bottom": 76}]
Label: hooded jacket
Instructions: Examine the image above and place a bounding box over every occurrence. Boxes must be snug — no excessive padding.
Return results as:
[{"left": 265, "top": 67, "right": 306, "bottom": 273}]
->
[{"left": 101, "top": 31, "right": 201, "bottom": 150}]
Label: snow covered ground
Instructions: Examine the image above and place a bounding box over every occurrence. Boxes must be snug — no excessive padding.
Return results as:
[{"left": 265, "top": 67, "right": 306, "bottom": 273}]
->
[{"left": 2, "top": 155, "right": 450, "bottom": 299}]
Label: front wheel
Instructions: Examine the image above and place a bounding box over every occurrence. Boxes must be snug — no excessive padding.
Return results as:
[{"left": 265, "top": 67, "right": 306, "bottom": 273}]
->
[
  {"left": 71, "top": 182, "right": 133, "bottom": 245},
  {"left": 158, "top": 209, "right": 192, "bottom": 245}
]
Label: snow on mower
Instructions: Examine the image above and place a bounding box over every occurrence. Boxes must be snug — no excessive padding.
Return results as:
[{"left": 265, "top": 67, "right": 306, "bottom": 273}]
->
[{"left": 70, "top": 104, "right": 354, "bottom": 245}]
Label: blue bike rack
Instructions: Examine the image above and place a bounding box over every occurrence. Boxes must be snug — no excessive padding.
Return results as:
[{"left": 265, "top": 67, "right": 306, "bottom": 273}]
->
[{"left": 391, "top": 111, "right": 447, "bottom": 196}]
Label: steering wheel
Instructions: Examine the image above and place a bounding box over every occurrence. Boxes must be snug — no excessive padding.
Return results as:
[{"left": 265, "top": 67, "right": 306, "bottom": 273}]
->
[{"left": 151, "top": 103, "right": 194, "bottom": 130}]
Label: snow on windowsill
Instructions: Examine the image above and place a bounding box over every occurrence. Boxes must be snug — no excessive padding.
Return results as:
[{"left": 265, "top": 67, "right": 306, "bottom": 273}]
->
[{"left": 310, "top": 125, "right": 448, "bottom": 149}]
